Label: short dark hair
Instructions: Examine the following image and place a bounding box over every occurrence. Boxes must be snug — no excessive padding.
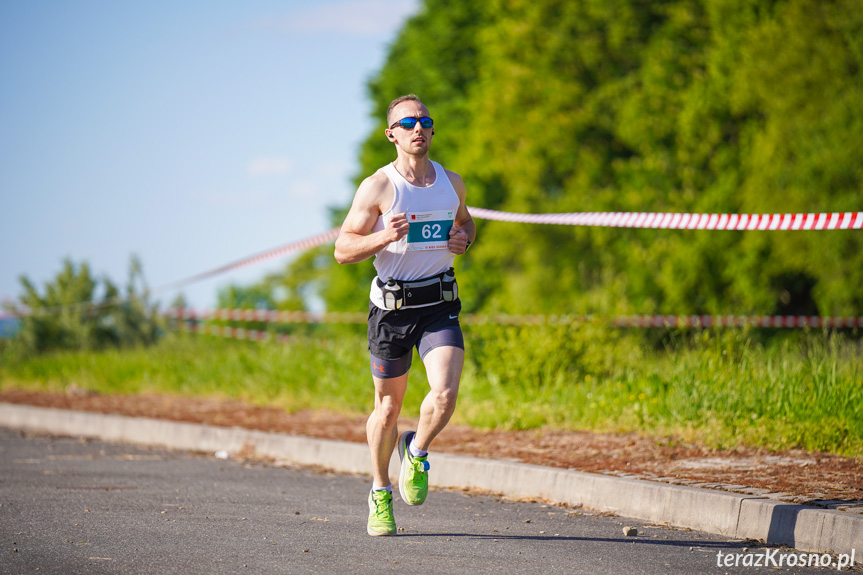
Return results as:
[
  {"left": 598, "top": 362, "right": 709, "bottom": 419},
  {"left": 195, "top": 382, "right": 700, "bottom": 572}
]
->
[{"left": 386, "top": 94, "right": 422, "bottom": 125}]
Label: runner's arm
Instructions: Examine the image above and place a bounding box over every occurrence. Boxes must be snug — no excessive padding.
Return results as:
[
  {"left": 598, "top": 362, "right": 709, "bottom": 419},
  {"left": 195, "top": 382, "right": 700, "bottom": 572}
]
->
[
  {"left": 446, "top": 171, "right": 475, "bottom": 255},
  {"left": 334, "top": 174, "right": 408, "bottom": 264}
]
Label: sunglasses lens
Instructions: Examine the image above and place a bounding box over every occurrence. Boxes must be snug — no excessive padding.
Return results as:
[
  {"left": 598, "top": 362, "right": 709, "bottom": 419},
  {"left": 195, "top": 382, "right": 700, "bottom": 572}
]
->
[{"left": 394, "top": 117, "right": 434, "bottom": 129}]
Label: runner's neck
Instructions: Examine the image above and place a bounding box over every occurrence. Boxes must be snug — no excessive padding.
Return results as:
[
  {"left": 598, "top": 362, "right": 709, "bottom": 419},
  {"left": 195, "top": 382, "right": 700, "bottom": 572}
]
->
[{"left": 392, "top": 157, "right": 436, "bottom": 187}]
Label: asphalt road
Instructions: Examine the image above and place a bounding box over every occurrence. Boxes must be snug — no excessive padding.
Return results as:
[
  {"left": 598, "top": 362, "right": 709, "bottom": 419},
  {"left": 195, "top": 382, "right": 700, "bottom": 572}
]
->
[{"left": 0, "top": 429, "right": 842, "bottom": 574}]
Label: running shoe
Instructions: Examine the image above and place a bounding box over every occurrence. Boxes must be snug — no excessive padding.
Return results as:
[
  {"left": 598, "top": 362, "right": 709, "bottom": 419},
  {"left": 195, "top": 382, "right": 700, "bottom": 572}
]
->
[
  {"left": 367, "top": 489, "right": 396, "bottom": 536},
  {"left": 398, "top": 430, "right": 430, "bottom": 506}
]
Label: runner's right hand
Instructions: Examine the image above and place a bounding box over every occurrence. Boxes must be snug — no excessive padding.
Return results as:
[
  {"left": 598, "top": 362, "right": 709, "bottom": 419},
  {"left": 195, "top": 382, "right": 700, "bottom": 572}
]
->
[{"left": 386, "top": 213, "right": 410, "bottom": 243}]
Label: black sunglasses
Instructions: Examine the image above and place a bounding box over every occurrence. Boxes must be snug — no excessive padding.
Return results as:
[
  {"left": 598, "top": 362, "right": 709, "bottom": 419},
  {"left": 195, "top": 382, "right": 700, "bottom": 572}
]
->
[{"left": 389, "top": 116, "right": 434, "bottom": 130}]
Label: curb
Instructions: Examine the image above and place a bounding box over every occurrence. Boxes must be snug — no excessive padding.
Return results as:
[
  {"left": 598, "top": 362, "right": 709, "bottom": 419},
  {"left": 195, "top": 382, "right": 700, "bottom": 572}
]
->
[{"left": 1, "top": 402, "right": 860, "bottom": 563}]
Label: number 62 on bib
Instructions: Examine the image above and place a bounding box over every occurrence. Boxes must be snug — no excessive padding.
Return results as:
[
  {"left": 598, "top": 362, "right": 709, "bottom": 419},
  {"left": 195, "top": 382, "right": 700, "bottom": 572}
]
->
[{"left": 406, "top": 210, "right": 454, "bottom": 251}]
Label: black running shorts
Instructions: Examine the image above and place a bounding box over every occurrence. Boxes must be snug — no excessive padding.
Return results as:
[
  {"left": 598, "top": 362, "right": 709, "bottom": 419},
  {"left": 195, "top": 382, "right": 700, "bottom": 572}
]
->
[{"left": 367, "top": 299, "right": 464, "bottom": 378}]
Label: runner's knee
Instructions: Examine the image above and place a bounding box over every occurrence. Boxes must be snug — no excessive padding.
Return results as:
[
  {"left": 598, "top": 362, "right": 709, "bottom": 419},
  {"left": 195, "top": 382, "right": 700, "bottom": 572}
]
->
[
  {"left": 374, "top": 396, "right": 402, "bottom": 428},
  {"left": 429, "top": 385, "right": 458, "bottom": 412}
]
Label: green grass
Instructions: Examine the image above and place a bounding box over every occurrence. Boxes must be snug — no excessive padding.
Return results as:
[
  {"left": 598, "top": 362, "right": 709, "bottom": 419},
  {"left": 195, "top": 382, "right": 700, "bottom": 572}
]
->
[
  {"left": 460, "top": 324, "right": 863, "bottom": 456},
  {"left": 2, "top": 324, "right": 861, "bottom": 456},
  {"left": 0, "top": 331, "right": 377, "bottom": 415}
]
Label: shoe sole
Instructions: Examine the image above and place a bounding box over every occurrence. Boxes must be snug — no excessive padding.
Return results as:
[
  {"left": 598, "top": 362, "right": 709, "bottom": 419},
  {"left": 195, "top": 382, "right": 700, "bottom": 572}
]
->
[{"left": 397, "top": 430, "right": 425, "bottom": 506}]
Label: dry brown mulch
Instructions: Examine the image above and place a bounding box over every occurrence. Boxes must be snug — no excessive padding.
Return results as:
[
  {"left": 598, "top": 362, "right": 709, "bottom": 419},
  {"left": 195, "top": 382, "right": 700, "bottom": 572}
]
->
[{"left": 2, "top": 389, "right": 861, "bottom": 509}]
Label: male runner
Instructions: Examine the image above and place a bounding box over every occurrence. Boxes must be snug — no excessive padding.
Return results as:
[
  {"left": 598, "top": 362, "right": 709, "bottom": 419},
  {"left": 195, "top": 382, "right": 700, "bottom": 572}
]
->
[{"left": 334, "top": 94, "right": 476, "bottom": 536}]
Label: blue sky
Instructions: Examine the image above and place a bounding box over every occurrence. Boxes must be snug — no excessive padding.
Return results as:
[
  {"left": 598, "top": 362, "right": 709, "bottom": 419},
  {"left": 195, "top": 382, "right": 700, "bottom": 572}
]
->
[{"left": 0, "top": 0, "right": 420, "bottom": 310}]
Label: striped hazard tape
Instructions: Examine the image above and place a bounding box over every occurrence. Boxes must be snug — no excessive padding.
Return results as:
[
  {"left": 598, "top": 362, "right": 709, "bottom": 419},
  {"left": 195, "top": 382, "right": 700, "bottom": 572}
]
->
[
  {"left": 0, "top": 228, "right": 343, "bottom": 318},
  {"left": 163, "top": 308, "right": 366, "bottom": 324},
  {"left": 155, "top": 207, "right": 863, "bottom": 296},
  {"left": 5, "top": 206, "right": 861, "bottom": 321},
  {"left": 611, "top": 315, "right": 863, "bottom": 329},
  {"left": 468, "top": 208, "right": 863, "bottom": 230},
  {"left": 172, "top": 320, "right": 292, "bottom": 344},
  {"left": 164, "top": 308, "right": 863, "bottom": 330},
  {"left": 152, "top": 227, "right": 341, "bottom": 294}
]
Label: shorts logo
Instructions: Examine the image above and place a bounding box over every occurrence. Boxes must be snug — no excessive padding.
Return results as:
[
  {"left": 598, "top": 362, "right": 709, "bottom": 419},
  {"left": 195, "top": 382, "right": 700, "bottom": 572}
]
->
[
  {"left": 372, "top": 363, "right": 385, "bottom": 373},
  {"left": 449, "top": 315, "right": 458, "bottom": 320}
]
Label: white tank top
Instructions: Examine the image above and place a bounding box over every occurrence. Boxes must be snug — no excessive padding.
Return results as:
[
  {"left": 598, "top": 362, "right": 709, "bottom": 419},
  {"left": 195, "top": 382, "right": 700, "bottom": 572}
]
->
[{"left": 369, "top": 161, "right": 460, "bottom": 307}]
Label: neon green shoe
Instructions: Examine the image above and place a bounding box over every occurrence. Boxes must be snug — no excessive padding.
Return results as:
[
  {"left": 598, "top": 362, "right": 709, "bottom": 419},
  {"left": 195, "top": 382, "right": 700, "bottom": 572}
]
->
[
  {"left": 398, "top": 430, "right": 430, "bottom": 506},
  {"left": 367, "top": 489, "right": 396, "bottom": 536}
]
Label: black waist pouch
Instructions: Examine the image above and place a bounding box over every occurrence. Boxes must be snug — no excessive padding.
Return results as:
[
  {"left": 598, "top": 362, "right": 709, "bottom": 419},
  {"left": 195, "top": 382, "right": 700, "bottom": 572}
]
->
[{"left": 376, "top": 268, "right": 457, "bottom": 309}]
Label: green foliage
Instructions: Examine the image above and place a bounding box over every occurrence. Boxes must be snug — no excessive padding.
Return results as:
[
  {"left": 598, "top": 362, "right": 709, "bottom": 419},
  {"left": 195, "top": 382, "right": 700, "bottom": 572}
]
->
[
  {"left": 5, "top": 257, "right": 161, "bottom": 356},
  {"left": 216, "top": 284, "right": 276, "bottom": 311},
  {"left": 218, "top": 246, "right": 336, "bottom": 313},
  {"left": 462, "top": 324, "right": 862, "bottom": 456},
  {"left": 0, "top": 331, "right": 374, "bottom": 415},
  {"left": 303, "top": 0, "right": 863, "bottom": 317},
  {"left": 206, "top": 247, "right": 366, "bottom": 337},
  {"left": 2, "top": 326, "right": 860, "bottom": 455},
  {"left": 308, "top": 0, "right": 488, "bottom": 312}
]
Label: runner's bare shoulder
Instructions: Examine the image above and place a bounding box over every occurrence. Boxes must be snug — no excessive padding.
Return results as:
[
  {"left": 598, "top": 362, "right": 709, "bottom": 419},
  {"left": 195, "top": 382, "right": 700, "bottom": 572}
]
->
[
  {"left": 444, "top": 169, "right": 465, "bottom": 198},
  {"left": 353, "top": 170, "right": 395, "bottom": 215}
]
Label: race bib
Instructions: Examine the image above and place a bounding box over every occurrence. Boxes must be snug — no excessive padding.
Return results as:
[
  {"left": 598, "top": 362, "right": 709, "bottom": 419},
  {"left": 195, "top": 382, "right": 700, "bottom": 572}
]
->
[{"left": 406, "top": 210, "right": 454, "bottom": 251}]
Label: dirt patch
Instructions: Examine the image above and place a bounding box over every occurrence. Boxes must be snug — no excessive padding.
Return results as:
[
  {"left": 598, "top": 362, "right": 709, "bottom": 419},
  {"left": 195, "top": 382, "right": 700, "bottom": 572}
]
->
[{"left": 2, "top": 389, "right": 861, "bottom": 509}]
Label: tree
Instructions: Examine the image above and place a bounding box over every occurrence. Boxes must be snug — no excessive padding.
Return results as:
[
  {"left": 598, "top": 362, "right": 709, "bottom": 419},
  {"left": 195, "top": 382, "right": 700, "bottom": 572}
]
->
[
  {"left": 9, "top": 256, "right": 161, "bottom": 354},
  {"left": 290, "top": 0, "right": 863, "bottom": 318}
]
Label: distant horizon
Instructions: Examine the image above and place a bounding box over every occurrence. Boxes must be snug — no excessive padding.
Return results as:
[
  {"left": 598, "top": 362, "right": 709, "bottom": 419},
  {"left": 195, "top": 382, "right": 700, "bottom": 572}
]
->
[{"left": 0, "top": 317, "right": 20, "bottom": 338}]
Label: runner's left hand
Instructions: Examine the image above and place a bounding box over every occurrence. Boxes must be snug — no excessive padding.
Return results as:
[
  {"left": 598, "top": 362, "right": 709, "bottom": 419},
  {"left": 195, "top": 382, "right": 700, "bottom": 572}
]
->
[{"left": 448, "top": 226, "right": 469, "bottom": 255}]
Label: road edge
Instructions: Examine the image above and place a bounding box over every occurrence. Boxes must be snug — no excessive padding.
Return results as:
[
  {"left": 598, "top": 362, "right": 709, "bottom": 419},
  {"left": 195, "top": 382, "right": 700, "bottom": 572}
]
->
[{"left": 1, "top": 402, "right": 859, "bottom": 563}]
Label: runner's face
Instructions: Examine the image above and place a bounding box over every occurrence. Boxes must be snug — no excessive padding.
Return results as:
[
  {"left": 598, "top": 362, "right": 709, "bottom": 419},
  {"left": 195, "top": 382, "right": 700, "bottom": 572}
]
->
[{"left": 386, "top": 101, "right": 432, "bottom": 154}]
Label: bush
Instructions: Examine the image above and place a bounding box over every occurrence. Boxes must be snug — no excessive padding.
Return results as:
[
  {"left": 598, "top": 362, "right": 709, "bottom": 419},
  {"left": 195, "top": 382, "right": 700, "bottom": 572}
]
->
[{"left": 5, "top": 256, "right": 161, "bottom": 356}]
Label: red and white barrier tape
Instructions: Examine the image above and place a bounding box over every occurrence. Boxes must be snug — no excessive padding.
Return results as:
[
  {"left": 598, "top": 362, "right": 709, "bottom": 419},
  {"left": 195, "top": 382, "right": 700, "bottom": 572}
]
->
[
  {"left": 5, "top": 206, "right": 861, "bottom": 321},
  {"left": 468, "top": 207, "right": 863, "bottom": 230},
  {"left": 163, "top": 308, "right": 367, "bottom": 324},
  {"left": 151, "top": 227, "right": 341, "bottom": 294},
  {"left": 611, "top": 315, "right": 863, "bottom": 329},
  {"left": 172, "top": 320, "right": 292, "bottom": 344},
  {"left": 164, "top": 308, "right": 862, "bottom": 329},
  {"left": 9, "top": 306, "right": 857, "bottom": 330},
  {"left": 146, "top": 207, "right": 863, "bottom": 297}
]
